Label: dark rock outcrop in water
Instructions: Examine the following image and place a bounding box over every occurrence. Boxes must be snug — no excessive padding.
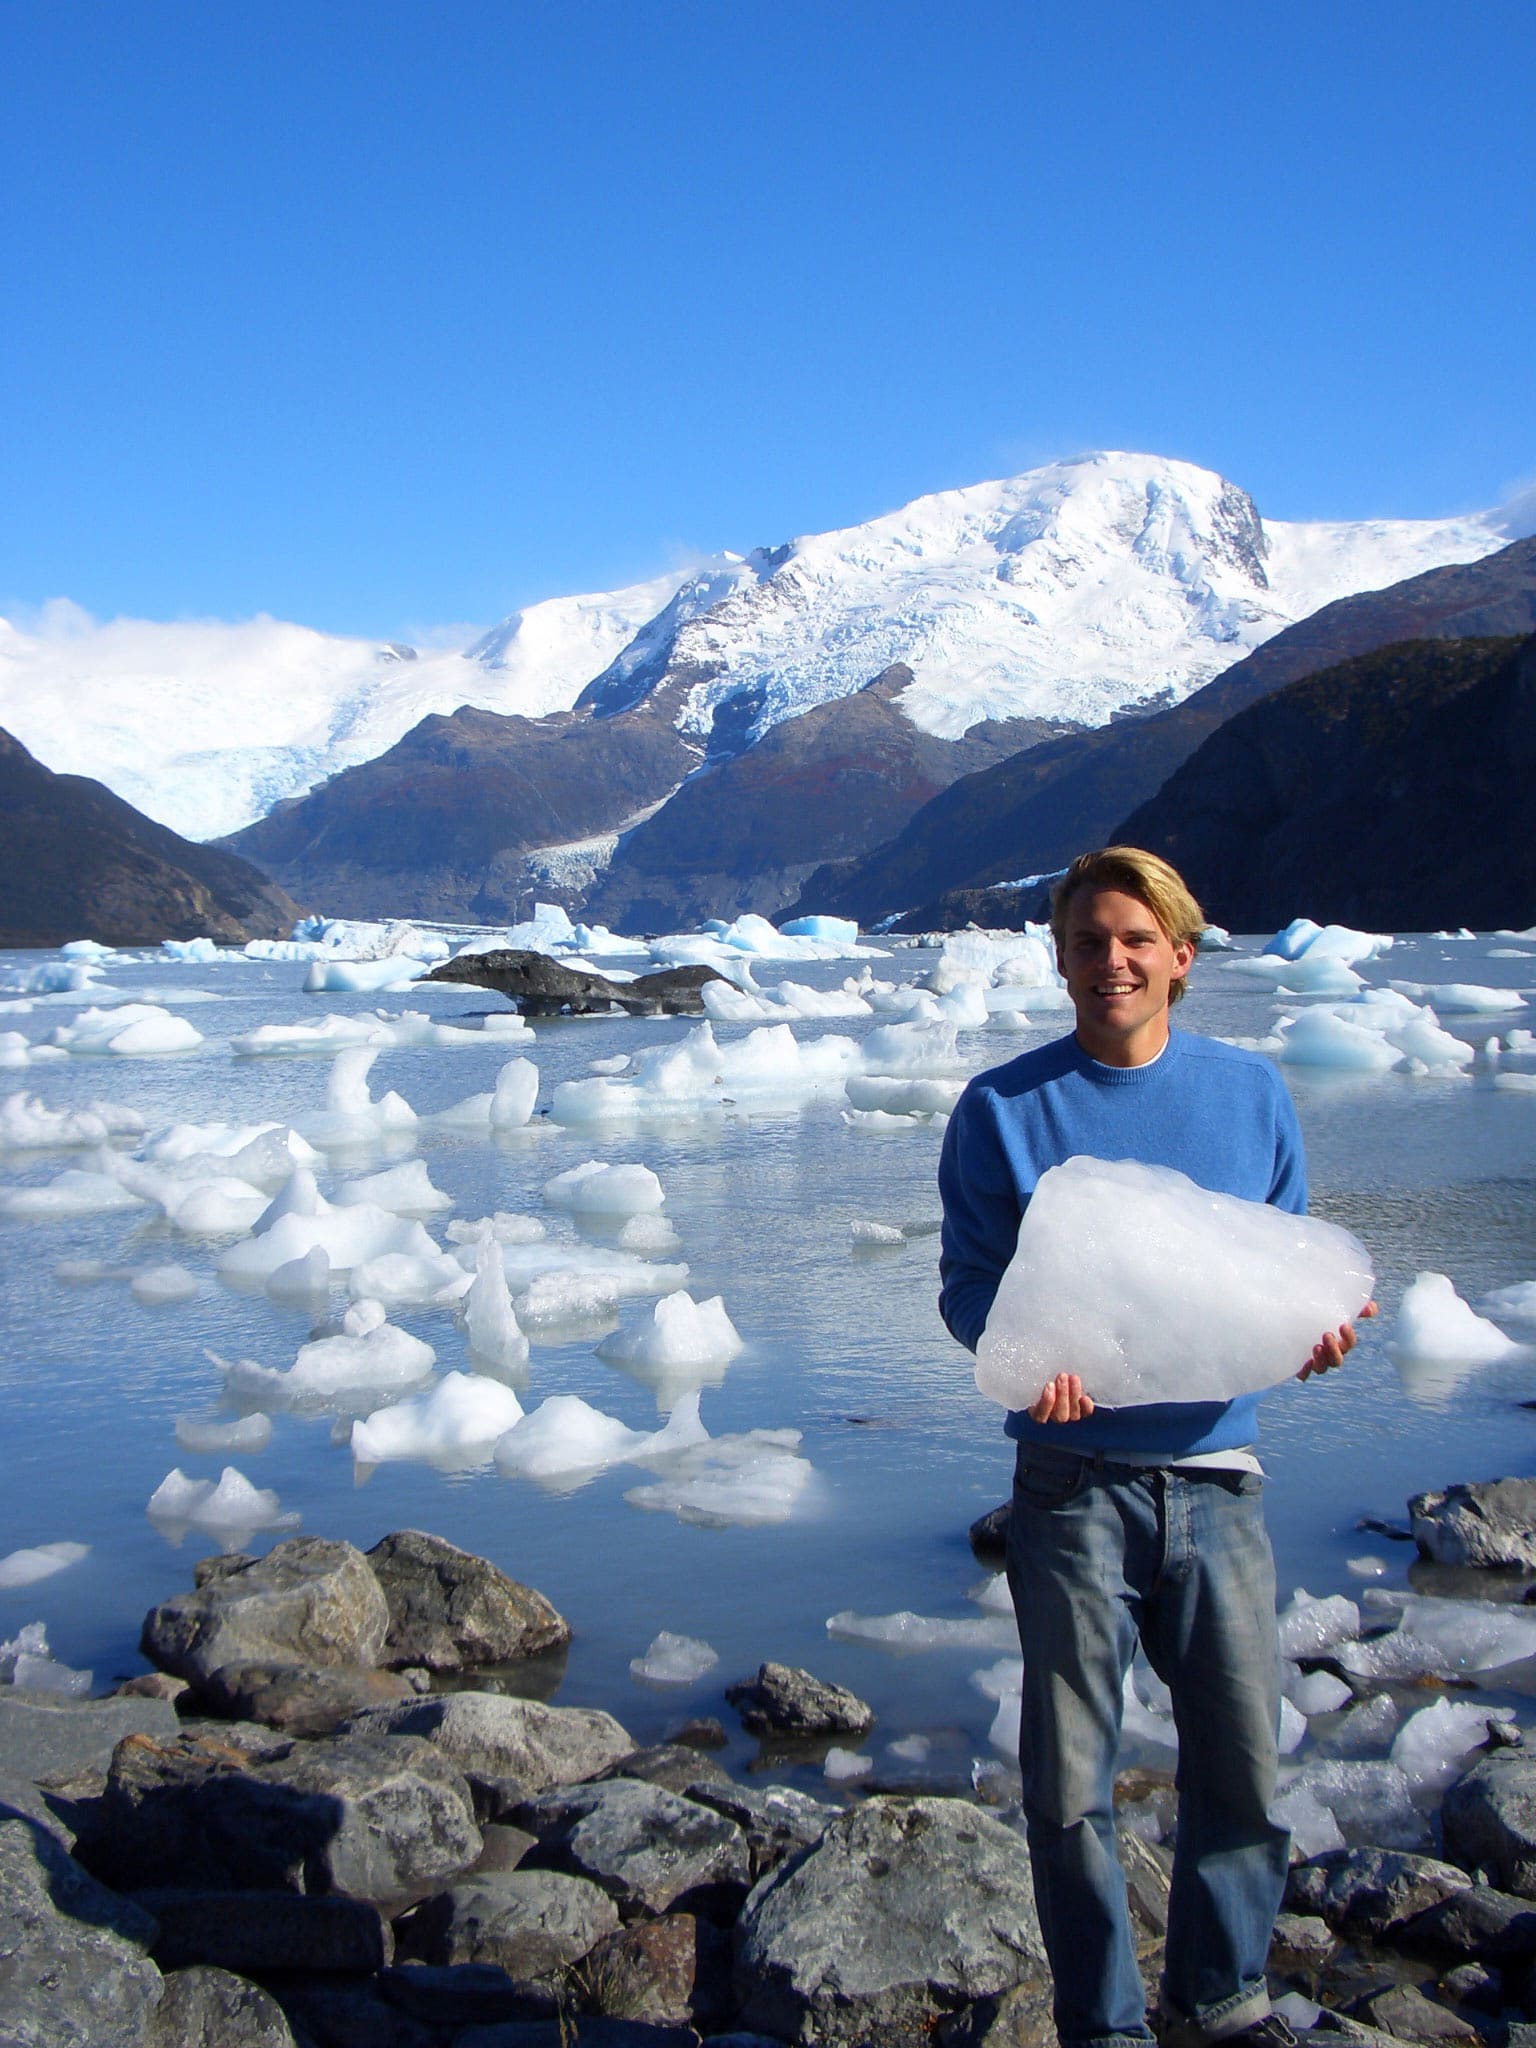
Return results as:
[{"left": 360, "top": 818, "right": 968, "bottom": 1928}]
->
[
  {"left": 424, "top": 949, "right": 727, "bottom": 1015},
  {"left": 0, "top": 725, "right": 301, "bottom": 948},
  {"left": 1115, "top": 634, "right": 1536, "bottom": 931},
  {"left": 788, "top": 536, "right": 1536, "bottom": 930}
]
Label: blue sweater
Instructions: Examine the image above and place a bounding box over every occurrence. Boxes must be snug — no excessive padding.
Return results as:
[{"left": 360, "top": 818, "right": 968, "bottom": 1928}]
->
[{"left": 937, "top": 1028, "right": 1306, "bottom": 1457}]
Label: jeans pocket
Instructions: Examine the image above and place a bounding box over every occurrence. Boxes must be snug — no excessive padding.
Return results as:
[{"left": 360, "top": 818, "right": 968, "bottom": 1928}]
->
[{"left": 1013, "top": 1457, "right": 1087, "bottom": 1510}]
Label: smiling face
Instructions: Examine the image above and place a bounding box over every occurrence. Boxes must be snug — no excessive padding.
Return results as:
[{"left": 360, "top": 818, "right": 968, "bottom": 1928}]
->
[{"left": 1057, "top": 885, "right": 1195, "bottom": 1067}]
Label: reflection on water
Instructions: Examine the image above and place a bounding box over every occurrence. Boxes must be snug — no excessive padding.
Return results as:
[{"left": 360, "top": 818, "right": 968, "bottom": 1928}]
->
[{"left": 0, "top": 931, "right": 1534, "bottom": 1786}]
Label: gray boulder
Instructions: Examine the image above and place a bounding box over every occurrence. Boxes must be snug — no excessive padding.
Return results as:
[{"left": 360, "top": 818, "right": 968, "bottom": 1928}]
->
[
  {"left": 196, "top": 1660, "right": 418, "bottom": 1735},
  {"left": 366, "top": 1530, "right": 570, "bottom": 1669},
  {"left": 95, "top": 1727, "right": 480, "bottom": 1898},
  {"left": 598, "top": 1743, "right": 733, "bottom": 1795},
  {"left": 515, "top": 1778, "right": 750, "bottom": 1919},
  {"left": 424, "top": 949, "right": 727, "bottom": 1017},
  {"left": 1405, "top": 1881, "right": 1536, "bottom": 1958},
  {"left": 398, "top": 1867, "right": 619, "bottom": 1975},
  {"left": 146, "top": 1965, "right": 297, "bottom": 2047},
  {"left": 1409, "top": 1478, "right": 1536, "bottom": 1568},
  {"left": 1283, "top": 1847, "right": 1472, "bottom": 1939},
  {"left": 0, "top": 1807, "right": 164, "bottom": 2047},
  {"left": 1442, "top": 1751, "right": 1536, "bottom": 1897},
  {"left": 725, "top": 1662, "right": 873, "bottom": 1737},
  {"left": 0, "top": 1690, "right": 180, "bottom": 1780},
  {"left": 1350, "top": 1985, "right": 1480, "bottom": 2042},
  {"left": 571, "top": 1912, "right": 734, "bottom": 2029},
  {"left": 133, "top": 1888, "right": 390, "bottom": 1973},
  {"left": 683, "top": 1781, "right": 838, "bottom": 1881},
  {"left": 345, "top": 1691, "right": 634, "bottom": 1795},
  {"left": 734, "top": 1795, "right": 1046, "bottom": 2047},
  {"left": 141, "top": 1537, "right": 390, "bottom": 1685}
]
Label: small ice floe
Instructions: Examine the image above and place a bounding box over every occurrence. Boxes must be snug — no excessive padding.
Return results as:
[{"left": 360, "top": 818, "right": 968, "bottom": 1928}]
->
[
  {"left": 623, "top": 1419, "right": 814, "bottom": 1527},
  {"left": 702, "top": 978, "right": 873, "bottom": 1024},
  {"left": 850, "top": 1219, "right": 905, "bottom": 1245},
  {"left": 432, "top": 1056, "right": 540, "bottom": 1131},
  {"left": 824, "top": 1747, "right": 874, "bottom": 1782},
  {"left": 1481, "top": 1279, "right": 1536, "bottom": 1326},
  {"left": 218, "top": 1304, "right": 437, "bottom": 1409},
  {"left": 1360, "top": 1588, "right": 1536, "bottom": 1674},
  {"left": 1345, "top": 1554, "right": 1389, "bottom": 1579},
  {"left": 174, "top": 1412, "right": 273, "bottom": 1455},
  {"left": 543, "top": 1160, "right": 665, "bottom": 1217},
  {"left": 550, "top": 1021, "right": 860, "bottom": 1124},
  {"left": 0, "top": 1540, "right": 90, "bottom": 1590},
  {"left": 351, "top": 1246, "right": 470, "bottom": 1309},
  {"left": 597, "top": 1292, "right": 743, "bottom": 1386},
  {"left": 130, "top": 1263, "right": 200, "bottom": 1305},
  {"left": 826, "top": 1608, "right": 1018, "bottom": 1653},
  {"left": 1390, "top": 1698, "right": 1502, "bottom": 1795},
  {"left": 463, "top": 1237, "right": 529, "bottom": 1372},
  {"left": 1284, "top": 1667, "right": 1353, "bottom": 1716},
  {"left": 1277, "top": 1589, "right": 1361, "bottom": 1660},
  {"left": 303, "top": 956, "right": 429, "bottom": 994},
  {"left": 629, "top": 1631, "right": 720, "bottom": 1686},
  {"left": 1388, "top": 1272, "right": 1524, "bottom": 1401},
  {"left": 217, "top": 1184, "right": 444, "bottom": 1287},
  {"left": 298, "top": 1047, "right": 417, "bottom": 1149},
  {"left": 334, "top": 1159, "right": 453, "bottom": 1215},
  {"left": 0, "top": 1621, "right": 91, "bottom": 1696},
  {"left": 146, "top": 1465, "right": 299, "bottom": 1537},
  {"left": 0, "top": 1091, "right": 146, "bottom": 1149},
  {"left": 617, "top": 1213, "right": 683, "bottom": 1257},
  {"left": 492, "top": 1388, "right": 706, "bottom": 1489},
  {"left": 0, "top": 1163, "right": 150, "bottom": 1220},
  {"left": 447, "top": 1212, "right": 547, "bottom": 1246},
  {"left": 351, "top": 1371, "right": 526, "bottom": 1465},
  {"left": 1272, "top": 1759, "right": 1425, "bottom": 1851},
  {"left": 1388, "top": 980, "right": 1526, "bottom": 1014},
  {"left": 49, "top": 1003, "right": 204, "bottom": 1056}
]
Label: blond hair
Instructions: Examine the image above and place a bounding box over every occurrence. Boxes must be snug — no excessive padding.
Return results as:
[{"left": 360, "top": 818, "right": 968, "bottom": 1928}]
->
[{"left": 1049, "top": 846, "right": 1205, "bottom": 1005}]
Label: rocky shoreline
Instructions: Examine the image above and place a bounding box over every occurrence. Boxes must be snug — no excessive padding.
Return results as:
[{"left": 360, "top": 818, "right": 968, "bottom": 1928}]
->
[{"left": 6, "top": 1492, "right": 1536, "bottom": 2048}]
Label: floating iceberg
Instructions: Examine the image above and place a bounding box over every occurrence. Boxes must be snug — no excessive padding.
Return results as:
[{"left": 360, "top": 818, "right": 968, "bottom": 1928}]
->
[
  {"left": 352, "top": 1370, "right": 525, "bottom": 1464},
  {"left": 543, "top": 1160, "right": 665, "bottom": 1217},
  {"left": 1388, "top": 1272, "right": 1524, "bottom": 1400},
  {"left": 629, "top": 1631, "right": 720, "bottom": 1685},
  {"left": 146, "top": 1465, "right": 299, "bottom": 1535},
  {"left": 0, "top": 1540, "right": 89, "bottom": 1590},
  {"left": 975, "top": 1156, "right": 1374, "bottom": 1409}
]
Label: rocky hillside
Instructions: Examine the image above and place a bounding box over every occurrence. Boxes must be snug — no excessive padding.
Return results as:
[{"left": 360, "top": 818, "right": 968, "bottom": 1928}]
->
[
  {"left": 1118, "top": 634, "right": 1536, "bottom": 932},
  {"left": 0, "top": 725, "right": 301, "bottom": 948},
  {"left": 790, "top": 536, "right": 1536, "bottom": 930}
]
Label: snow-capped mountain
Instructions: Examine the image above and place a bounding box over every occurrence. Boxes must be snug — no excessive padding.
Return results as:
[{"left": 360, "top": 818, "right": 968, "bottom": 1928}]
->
[{"left": 0, "top": 454, "right": 1526, "bottom": 843}]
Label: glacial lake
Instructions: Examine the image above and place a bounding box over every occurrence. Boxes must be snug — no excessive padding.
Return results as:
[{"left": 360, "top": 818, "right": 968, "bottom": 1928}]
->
[{"left": 2, "top": 927, "right": 1535, "bottom": 1794}]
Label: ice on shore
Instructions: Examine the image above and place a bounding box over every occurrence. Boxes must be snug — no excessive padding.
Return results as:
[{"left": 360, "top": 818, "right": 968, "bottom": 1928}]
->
[
  {"left": 975, "top": 1157, "right": 1374, "bottom": 1409},
  {"left": 1277, "top": 1589, "right": 1361, "bottom": 1660},
  {"left": 175, "top": 1412, "right": 273, "bottom": 1455},
  {"left": 544, "top": 1160, "right": 665, "bottom": 1217},
  {"left": 0, "top": 1621, "right": 92, "bottom": 1696},
  {"left": 0, "top": 1540, "right": 89, "bottom": 1590},
  {"left": 629, "top": 1631, "right": 720, "bottom": 1685},
  {"left": 1275, "top": 1759, "right": 1426, "bottom": 1850},
  {"left": 1390, "top": 1698, "right": 1497, "bottom": 1794},
  {"left": 1361, "top": 1589, "right": 1536, "bottom": 1673},
  {"left": 1285, "top": 1667, "right": 1353, "bottom": 1716},
  {"left": 352, "top": 1371, "right": 525, "bottom": 1465},
  {"left": 1270, "top": 1778, "right": 1346, "bottom": 1859},
  {"left": 146, "top": 1465, "right": 299, "bottom": 1535}
]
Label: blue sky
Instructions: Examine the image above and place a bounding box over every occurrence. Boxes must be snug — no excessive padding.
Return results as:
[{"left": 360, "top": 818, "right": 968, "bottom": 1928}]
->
[{"left": 3, "top": 1, "right": 1532, "bottom": 639}]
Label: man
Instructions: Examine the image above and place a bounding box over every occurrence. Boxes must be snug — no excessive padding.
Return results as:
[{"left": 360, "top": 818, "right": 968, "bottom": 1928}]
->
[{"left": 938, "top": 846, "right": 1370, "bottom": 2048}]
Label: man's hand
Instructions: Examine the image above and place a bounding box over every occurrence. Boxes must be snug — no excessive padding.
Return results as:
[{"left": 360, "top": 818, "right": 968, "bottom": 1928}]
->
[
  {"left": 1297, "top": 1300, "right": 1378, "bottom": 1381},
  {"left": 1028, "top": 1372, "right": 1096, "bottom": 1424}
]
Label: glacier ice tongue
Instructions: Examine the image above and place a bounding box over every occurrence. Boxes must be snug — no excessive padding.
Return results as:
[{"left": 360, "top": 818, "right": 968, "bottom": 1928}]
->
[{"left": 975, "top": 1156, "right": 1374, "bottom": 1409}]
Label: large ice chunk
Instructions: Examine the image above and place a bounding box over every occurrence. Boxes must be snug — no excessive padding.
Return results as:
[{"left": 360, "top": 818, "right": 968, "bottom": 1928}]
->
[
  {"left": 351, "top": 1371, "right": 525, "bottom": 1465},
  {"left": 975, "top": 1156, "right": 1374, "bottom": 1409}
]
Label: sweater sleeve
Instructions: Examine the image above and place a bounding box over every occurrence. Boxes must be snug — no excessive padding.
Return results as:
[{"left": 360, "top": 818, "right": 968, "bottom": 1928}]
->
[
  {"left": 937, "top": 1083, "right": 1026, "bottom": 1355},
  {"left": 1267, "top": 1072, "right": 1308, "bottom": 1216}
]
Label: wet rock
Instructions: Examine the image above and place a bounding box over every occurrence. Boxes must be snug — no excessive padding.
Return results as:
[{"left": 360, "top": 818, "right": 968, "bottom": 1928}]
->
[
  {"left": 377, "top": 1962, "right": 550, "bottom": 2028},
  {"left": 146, "top": 1964, "right": 297, "bottom": 2047},
  {"left": 599, "top": 1745, "right": 734, "bottom": 1795},
  {"left": 682, "top": 1781, "right": 837, "bottom": 1882},
  {"left": 1269, "top": 1911, "right": 1336, "bottom": 1979},
  {"left": 346, "top": 1691, "right": 635, "bottom": 1796},
  {"left": 115, "top": 1673, "right": 192, "bottom": 1705},
  {"left": 0, "top": 1807, "right": 163, "bottom": 2047},
  {"left": 1441, "top": 1751, "right": 1536, "bottom": 1897},
  {"left": 1349, "top": 1985, "right": 1480, "bottom": 2042},
  {"left": 1436, "top": 1961, "right": 1503, "bottom": 2014},
  {"left": 133, "top": 1887, "right": 390, "bottom": 1973},
  {"left": 0, "top": 1688, "right": 180, "bottom": 1779},
  {"left": 141, "top": 1537, "right": 390, "bottom": 1686},
  {"left": 1117, "top": 1829, "right": 1172, "bottom": 1938},
  {"left": 1283, "top": 1849, "right": 1472, "bottom": 1940},
  {"left": 734, "top": 1794, "right": 1046, "bottom": 2047},
  {"left": 725, "top": 1662, "right": 873, "bottom": 1738},
  {"left": 196, "top": 1661, "right": 418, "bottom": 1735},
  {"left": 365, "top": 1530, "right": 570, "bottom": 1670},
  {"left": 968, "top": 1504, "right": 1011, "bottom": 1566},
  {"left": 396, "top": 1868, "right": 619, "bottom": 1975},
  {"left": 1403, "top": 1882, "right": 1536, "bottom": 1958},
  {"left": 94, "top": 1727, "right": 479, "bottom": 1898},
  {"left": 1409, "top": 1479, "right": 1536, "bottom": 1570},
  {"left": 571, "top": 1913, "right": 733, "bottom": 2029},
  {"left": 663, "top": 1717, "right": 727, "bottom": 1751},
  {"left": 515, "top": 1778, "right": 750, "bottom": 1920},
  {"left": 937, "top": 1977, "right": 1056, "bottom": 2048}
]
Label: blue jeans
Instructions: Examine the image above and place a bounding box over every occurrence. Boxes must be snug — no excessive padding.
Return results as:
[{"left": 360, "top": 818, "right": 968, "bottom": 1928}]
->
[{"left": 1005, "top": 1441, "right": 1290, "bottom": 2048}]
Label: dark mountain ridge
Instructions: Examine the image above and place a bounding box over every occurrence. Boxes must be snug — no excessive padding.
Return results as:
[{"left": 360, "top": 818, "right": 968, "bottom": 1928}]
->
[
  {"left": 0, "top": 727, "right": 301, "bottom": 948},
  {"left": 789, "top": 537, "right": 1536, "bottom": 930}
]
